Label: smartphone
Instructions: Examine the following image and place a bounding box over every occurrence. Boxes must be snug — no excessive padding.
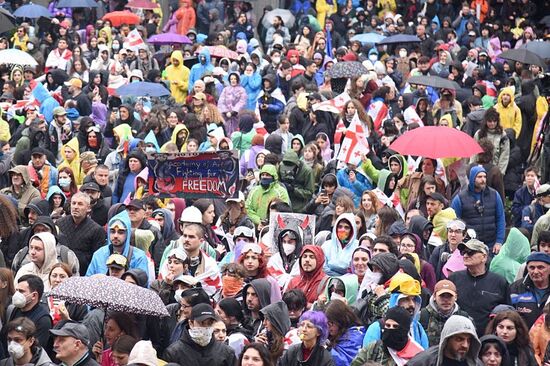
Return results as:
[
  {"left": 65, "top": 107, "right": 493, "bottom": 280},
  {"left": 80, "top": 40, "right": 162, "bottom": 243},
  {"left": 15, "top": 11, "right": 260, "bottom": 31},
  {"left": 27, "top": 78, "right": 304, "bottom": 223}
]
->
[{"left": 320, "top": 189, "right": 327, "bottom": 196}]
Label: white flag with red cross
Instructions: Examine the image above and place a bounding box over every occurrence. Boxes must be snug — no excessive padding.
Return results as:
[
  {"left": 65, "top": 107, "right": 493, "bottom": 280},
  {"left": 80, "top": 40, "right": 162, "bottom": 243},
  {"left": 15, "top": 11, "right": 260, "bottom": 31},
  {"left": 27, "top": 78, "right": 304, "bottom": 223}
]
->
[
  {"left": 337, "top": 112, "right": 370, "bottom": 165},
  {"left": 123, "top": 29, "right": 146, "bottom": 52}
]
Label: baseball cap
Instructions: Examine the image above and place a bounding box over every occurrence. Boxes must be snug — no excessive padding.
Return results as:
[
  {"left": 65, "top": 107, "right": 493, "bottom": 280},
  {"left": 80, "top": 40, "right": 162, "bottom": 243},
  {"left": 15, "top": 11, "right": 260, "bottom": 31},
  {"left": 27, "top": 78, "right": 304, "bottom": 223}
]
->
[
  {"left": 80, "top": 182, "right": 101, "bottom": 192},
  {"left": 434, "top": 280, "right": 457, "bottom": 296},
  {"left": 179, "top": 206, "right": 202, "bottom": 224},
  {"left": 53, "top": 106, "right": 67, "bottom": 116},
  {"left": 458, "top": 239, "right": 488, "bottom": 255},
  {"left": 106, "top": 253, "right": 128, "bottom": 269},
  {"left": 50, "top": 322, "right": 90, "bottom": 345},
  {"left": 127, "top": 199, "right": 144, "bottom": 211},
  {"left": 193, "top": 92, "right": 206, "bottom": 101},
  {"left": 31, "top": 147, "right": 47, "bottom": 156},
  {"left": 536, "top": 184, "right": 550, "bottom": 197},
  {"left": 490, "top": 304, "right": 515, "bottom": 318},
  {"left": 65, "top": 78, "right": 83, "bottom": 89},
  {"left": 426, "top": 192, "right": 447, "bottom": 204},
  {"left": 173, "top": 274, "right": 199, "bottom": 287},
  {"left": 234, "top": 226, "right": 255, "bottom": 240},
  {"left": 226, "top": 191, "right": 245, "bottom": 204},
  {"left": 190, "top": 303, "right": 217, "bottom": 322},
  {"left": 167, "top": 247, "right": 188, "bottom": 262}
]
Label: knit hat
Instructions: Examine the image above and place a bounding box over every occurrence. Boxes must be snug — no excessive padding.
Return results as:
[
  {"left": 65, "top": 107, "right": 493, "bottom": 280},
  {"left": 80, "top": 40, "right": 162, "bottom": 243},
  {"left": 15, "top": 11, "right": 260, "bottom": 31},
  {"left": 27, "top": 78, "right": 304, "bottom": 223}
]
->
[
  {"left": 385, "top": 306, "right": 412, "bottom": 330},
  {"left": 80, "top": 151, "right": 98, "bottom": 165},
  {"left": 526, "top": 252, "right": 550, "bottom": 265}
]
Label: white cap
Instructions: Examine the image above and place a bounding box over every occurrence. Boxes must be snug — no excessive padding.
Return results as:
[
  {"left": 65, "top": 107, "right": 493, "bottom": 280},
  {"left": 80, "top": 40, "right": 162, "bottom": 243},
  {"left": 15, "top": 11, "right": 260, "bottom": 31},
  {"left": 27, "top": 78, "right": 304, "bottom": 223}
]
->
[
  {"left": 127, "top": 341, "right": 157, "bottom": 366},
  {"left": 179, "top": 206, "right": 203, "bottom": 224},
  {"left": 226, "top": 191, "right": 245, "bottom": 204}
]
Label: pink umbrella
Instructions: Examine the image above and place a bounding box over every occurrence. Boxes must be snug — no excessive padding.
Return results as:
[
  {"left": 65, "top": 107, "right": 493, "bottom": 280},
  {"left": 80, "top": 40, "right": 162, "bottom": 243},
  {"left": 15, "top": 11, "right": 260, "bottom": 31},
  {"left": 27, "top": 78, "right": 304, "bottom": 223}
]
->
[{"left": 126, "top": 0, "right": 159, "bottom": 9}]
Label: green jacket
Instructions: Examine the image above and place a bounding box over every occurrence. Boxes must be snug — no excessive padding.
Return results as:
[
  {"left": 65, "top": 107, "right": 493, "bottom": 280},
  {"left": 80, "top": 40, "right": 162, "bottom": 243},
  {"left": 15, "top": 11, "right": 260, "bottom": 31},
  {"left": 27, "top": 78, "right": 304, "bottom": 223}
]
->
[
  {"left": 490, "top": 227, "right": 531, "bottom": 283},
  {"left": 352, "top": 341, "right": 397, "bottom": 366},
  {"left": 279, "top": 150, "right": 314, "bottom": 212},
  {"left": 245, "top": 164, "right": 290, "bottom": 225}
]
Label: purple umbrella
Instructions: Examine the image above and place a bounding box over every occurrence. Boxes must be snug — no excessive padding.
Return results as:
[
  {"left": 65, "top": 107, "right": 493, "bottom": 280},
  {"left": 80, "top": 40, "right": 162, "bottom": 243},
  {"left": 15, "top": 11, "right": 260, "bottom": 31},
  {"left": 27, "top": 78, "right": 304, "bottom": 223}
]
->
[{"left": 147, "top": 33, "right": 192, "bottom": 45}]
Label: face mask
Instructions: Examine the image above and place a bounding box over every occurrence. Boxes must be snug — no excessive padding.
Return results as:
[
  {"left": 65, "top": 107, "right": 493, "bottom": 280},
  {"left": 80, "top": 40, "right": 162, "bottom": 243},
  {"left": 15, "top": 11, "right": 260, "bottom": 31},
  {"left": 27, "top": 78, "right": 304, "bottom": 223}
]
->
[
  {"left": 272, "top": 56, "right": 281, "bottom": 64},
  {"left": 145, "top": 146, "right": 156, "bottom": 153},
  {"left": 282, "top": 242, "right": 295, "bottom": 256},
  {"left": 260, "top": 177, "right": 273, "bottom": 188},
  {"left": 336, "top": 228, "right": 349, "bottom": 243},
  {"left": 399, "top": 50, "right": 407, "bottom": 58},
  {"left": 545, "top": 203, "right": 550, "bottom": 209},
  {"left": 381, "top": 327, "right": 409, "bottom": 351},
  {"left": 113, "top": 44, "right": 120, "bottom": 50},
  {"left": 174, "top": 289, "right": 183, "bottom": 303},
  {"left": 58, "top": 177, "right": 71, "bottom": 188},
  {"left": 200, "top": 56, "right": 206, "bottom": 65},
  {"left": 222, "top": 276, "right": 243, "bottom": 297},
  {"left": 27, "top": 43, "right": 34, "bottom": 51},
  {"left": 12, "top": 291, "right": 28, "bottom": 309},
  {"left": 362, "top": 269, "right": 382, "bottom": 287},
  {"left": 369, "top": 55, "right": 378, "bottom": 62},
  {"left": 189, "top": 327, "right": 214, "bottom": 346},
  {"left": 8, "top": 341, "right": 25, "bottom": 359}
]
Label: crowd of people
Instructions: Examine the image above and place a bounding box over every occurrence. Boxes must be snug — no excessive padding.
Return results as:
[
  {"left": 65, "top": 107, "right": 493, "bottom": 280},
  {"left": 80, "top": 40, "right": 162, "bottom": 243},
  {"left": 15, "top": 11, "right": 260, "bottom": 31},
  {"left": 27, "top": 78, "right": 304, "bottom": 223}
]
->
[{"left": 0, "top": 0, "right": 550, "bottom": 364}]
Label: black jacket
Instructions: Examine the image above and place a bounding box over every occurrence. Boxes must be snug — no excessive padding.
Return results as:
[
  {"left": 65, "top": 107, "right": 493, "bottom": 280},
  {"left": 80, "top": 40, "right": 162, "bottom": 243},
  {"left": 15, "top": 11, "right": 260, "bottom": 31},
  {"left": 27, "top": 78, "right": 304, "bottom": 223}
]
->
[
  {"left": 163, "top": 329, "right": 236, "bottom": 366},
  {"left": 510, "top": 275, "right": 550, "bottom": 328},
  {"left": 449, "top": 269, "right": 511, "bottom": 336},
  {"left": 279, "top": 343, "right": 334, "bottom": 366}
]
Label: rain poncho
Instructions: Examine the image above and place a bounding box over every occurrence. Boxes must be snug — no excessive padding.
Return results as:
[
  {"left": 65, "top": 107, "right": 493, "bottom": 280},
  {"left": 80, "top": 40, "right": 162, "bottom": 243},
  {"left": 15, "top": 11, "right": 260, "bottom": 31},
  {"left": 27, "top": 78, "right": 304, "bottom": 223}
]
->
[
  {"left": 490, "top": 228, "right": 531, "bottom": 283},
  {"left": 57, "top": 137, "right": 83, "bottom": 185},
  {"left": 324, "top": 274, "right": 359, "bottom": 305},
  {"left": 163, "top": 51, "right": 190, "bottom": 103},
  {"left": 188, "top": 48, "right": 213, "bottom": 94},
  {"left": 321, "top": 213, "right": 359, "bottom": 276}
]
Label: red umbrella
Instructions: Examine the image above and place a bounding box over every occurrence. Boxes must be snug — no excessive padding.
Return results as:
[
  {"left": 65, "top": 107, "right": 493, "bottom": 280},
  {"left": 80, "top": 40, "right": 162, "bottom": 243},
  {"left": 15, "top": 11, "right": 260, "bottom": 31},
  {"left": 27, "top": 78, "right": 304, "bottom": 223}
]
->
[
  {"left": 204, "top": 46, "right": 239, "bottom": 60},
  {"left": 126, "top": 0, "right": 159, "bottom": 9},
  {"left": 103, "top": 11, "right": 141, "bottom": 26},
  {"left": 389, "top": 126, "right": 483, "bottom": 159}
]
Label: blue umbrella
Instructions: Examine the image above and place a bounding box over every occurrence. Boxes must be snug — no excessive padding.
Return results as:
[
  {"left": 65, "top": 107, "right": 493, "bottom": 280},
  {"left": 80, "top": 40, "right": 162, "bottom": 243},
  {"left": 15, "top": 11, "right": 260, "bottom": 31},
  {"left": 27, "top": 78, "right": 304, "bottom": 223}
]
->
[
  {"left": 57, "top": 0, "right": 98, "bottom": 7},
  {"left": 13, "top": 3, "right": 51, "bottom": 18},
  {"left": 351, "top": 33, "right": 385, "bottom": 45},
  {"left": 116, "top": 82, "right": 170, "bottom": 97},
  {"left": 378, "top": 34, "right": 421, "bottom": 45}
]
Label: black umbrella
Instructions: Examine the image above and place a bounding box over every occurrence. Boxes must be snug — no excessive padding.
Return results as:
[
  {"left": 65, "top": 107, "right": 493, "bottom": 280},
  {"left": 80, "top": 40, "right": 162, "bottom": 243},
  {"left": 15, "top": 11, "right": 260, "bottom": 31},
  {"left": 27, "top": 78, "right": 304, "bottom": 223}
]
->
[
  {"left": 327, "top": 61, "right": 369, "bottom": 79},
  {"left": 499, "top": 48, "right": 546, "bottom": 68},
  {"left": 520, "top": 42, "right": 550, "bottom": 60},
  {"left": 0, "top": 8, "right": 16, "bottom": 34},
  {"left": 407, "top": 75, "right": 459, "bottom": 90},
  {"left": 378, "top": 34, "right": 421, "bottom": 45}
]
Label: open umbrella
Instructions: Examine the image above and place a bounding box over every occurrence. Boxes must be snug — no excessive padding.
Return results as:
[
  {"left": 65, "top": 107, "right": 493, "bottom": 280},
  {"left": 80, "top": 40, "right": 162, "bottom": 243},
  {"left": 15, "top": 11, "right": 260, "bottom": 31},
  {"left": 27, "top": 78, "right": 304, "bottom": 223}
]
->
[
  {"left": 147, "top": 33, "right": 192, "bottom": 45},
  {"left": 57, "top": 0, "right": 98, "bottom": 7},
  {"left": 520, "top": 41, "right": 550, "bottom": 60},
  {"left": 262, "top": 9, "right": 295, "bottom": 29},
  {"left": 327, "top": 61, "right": 369, "bottom": 79},
  {"left": 116, "top": 82, "right": 170, "bottom": 97},
  {"left": 103, "top": 11, "right": 140, "bottom": 26},
  {"left": 378, "top": 34, "right": 421, "bottom": 45},
  {"left": 50, "top": 275, "right": 169, "bottom": 317},
  {"left": 13, "top": 3, "right": 51, "bottom": 18},
  {"left": 126, "top": 0, "right": 159, "bottom": 9},
  {"left": 351, "top": 33, "right": 385, "bottom": 45},
  {"left": 407, "top": 75, "right": 459, "bottom": 90},
  {"left": 0, "top": 8, "right": 16, "bottom": 34},
  {"left": 389, "top": 126, "right": 483, "bottom": 159},
  {"left": 204, "top": 46, "right": 239, "bottom": 60},
  {"left": 0, "top": 49, "right": 38, "bottom": 66},
  {"left": 499, "top": 48, "right": 546, "bottom": 68}
]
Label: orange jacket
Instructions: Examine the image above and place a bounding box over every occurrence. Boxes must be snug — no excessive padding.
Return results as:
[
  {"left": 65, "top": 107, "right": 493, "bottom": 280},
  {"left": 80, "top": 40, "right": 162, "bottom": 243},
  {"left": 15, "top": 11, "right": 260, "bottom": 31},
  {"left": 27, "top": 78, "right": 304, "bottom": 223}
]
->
[{"left": 175, "top": 0, "right": 196, "bottom": 35}]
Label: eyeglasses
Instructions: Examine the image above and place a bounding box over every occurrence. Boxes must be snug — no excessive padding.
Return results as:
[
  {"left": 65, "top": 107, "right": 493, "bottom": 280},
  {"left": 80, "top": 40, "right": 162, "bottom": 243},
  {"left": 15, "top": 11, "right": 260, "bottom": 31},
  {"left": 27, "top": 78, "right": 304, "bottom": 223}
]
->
[
  {"left": 460, "top": 248, "right": 480, "bottom": 257},
  {"left": 400, "top": 243, "right": 416, "bottom": 249}
]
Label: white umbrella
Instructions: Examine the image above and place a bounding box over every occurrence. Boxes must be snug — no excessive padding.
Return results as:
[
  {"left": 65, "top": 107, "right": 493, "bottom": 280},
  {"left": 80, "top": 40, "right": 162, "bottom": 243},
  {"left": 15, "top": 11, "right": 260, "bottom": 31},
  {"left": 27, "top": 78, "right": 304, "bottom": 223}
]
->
[
  {"left": 0, "top": 49, "right": 38, "bottom": 66},
  {"left": 262, "top": 9, "right": 295, "bottom": 29}
]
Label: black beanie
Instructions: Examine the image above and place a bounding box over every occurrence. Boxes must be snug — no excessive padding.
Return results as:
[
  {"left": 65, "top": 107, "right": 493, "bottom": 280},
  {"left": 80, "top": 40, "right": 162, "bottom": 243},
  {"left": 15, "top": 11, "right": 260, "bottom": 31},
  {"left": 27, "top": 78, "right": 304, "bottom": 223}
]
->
[
  {"left": 385, "top": 306, "right": 412, "bottom": 330},
  {"left": 218, "top": 298, "right": 245, "bottom": 323}
]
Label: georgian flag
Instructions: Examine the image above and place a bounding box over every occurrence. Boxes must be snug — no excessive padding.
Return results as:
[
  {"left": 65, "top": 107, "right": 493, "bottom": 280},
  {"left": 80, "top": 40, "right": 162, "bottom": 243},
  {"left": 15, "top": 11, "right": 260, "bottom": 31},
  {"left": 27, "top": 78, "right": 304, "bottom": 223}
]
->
[
  {"left": 337, "top": 112, "right": 370, "bottom": 165},
  {"left": 123, "top": 29, "right": 146, "bottom": 52},
  {"left": 367, "top": 99, "right": 389, "bottom": 134},
  {"left": 312, "top": 91, "right": 350, "bottom": 113}
]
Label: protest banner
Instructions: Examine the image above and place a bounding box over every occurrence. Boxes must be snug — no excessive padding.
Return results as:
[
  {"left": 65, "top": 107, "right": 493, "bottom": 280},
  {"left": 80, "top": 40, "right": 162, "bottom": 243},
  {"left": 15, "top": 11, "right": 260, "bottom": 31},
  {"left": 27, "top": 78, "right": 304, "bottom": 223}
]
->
[{"left": 147, "top": 151, "right": 239, "bottom": 199}]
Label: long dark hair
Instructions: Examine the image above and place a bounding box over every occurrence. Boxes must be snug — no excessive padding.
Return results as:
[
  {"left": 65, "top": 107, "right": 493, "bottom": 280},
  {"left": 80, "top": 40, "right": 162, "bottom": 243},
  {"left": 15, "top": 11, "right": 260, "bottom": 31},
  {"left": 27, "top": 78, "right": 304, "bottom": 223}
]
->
[
  {"left": 325, "top": 300, "right": 361, "bottom": 345},
  {"left": 478, "top": 107, "right": 502, "bottom": 138},
  {"left": 239, "top": 343, "right": 273, "bottom": 366},
  {"left": 485, "top": 310, "right": 532, "bottom": 364}
]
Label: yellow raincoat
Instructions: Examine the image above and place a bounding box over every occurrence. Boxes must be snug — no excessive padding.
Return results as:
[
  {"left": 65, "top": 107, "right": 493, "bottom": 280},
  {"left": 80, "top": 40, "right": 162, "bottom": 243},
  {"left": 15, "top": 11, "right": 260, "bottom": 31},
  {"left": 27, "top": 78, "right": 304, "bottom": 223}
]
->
[
  {"left": 163, "top": 51, "right": 190, "bottom": 104},
  {"left": 495, "top": 87, "right": 522, "bottom": 138},
  {"left": 58, "top": 138, "right": 83, "bottom": 185}
]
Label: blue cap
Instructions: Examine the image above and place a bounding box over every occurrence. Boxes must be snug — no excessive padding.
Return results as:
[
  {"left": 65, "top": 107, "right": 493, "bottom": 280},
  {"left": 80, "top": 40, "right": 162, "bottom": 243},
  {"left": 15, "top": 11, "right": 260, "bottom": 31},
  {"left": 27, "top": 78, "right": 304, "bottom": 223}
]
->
[{"left": 526, "top": 252, "right": 550, "bottom": 265}]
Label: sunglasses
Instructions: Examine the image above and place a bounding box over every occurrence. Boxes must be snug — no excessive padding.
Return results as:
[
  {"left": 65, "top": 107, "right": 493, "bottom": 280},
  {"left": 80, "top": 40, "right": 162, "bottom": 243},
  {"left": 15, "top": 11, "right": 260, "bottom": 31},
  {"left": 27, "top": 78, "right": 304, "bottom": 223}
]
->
[{"left": 460, "top": 248, "right": 480, "bottom": 257}]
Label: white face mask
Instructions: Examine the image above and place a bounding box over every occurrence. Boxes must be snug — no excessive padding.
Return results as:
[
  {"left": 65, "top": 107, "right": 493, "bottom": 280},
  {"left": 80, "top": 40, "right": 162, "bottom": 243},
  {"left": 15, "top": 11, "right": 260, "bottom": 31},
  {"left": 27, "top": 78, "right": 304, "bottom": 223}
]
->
[
  {"left": 369, "top": 54, "right": 378, "bottom": 62},
  {"left": 544, "top": 203, "right": 550, "bottom": 209},
  {"left": 145, "top": 146, "right": 156, "bottom": 154},
  {"left": 174, "top": 289, "right": 183, "bottom": 304},
  {"left": 272, "top": 56, "right": 281, "bottom": 64},
  {"left": 12, "top": 291, "right": 28, "bottom": 309},
  {"left": 360, "top": 269, "right": 383, "bottom": 294},
  {"left": 189, "top": 326, "right": 214, "bottom": 346},
  {"left": 399, "top": 50, "right": 407, "bottom": 58},
  {"left": 27, "top": 43, "right": 35, "bottom": 51},
  {"left": 8, "top": 341, "right": 25, "bottom": 359},
  {"left": 282, "top": 242, "right": 296, "bottom": 256}
]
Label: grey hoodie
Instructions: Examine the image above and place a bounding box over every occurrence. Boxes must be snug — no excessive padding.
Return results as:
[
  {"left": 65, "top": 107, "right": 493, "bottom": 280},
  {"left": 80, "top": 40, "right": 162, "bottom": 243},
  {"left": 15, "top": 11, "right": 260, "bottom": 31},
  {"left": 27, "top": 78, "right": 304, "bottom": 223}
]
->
[
  {"left": 259, "top": 301, "right": 291, "bottom": 336},
  {"left": 408, "top": 315, "right": 483, "bottom": 366}
]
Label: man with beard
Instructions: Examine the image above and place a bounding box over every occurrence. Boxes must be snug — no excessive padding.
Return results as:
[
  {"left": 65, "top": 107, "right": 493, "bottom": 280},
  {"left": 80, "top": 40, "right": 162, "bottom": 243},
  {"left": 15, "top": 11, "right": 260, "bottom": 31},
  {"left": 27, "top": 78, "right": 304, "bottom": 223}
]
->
[
  {"left": 407, "top": 315, "right": 483, "bottom": 366},
  {"left": 80, "top": 182, "right": 108, "bottom": 226},
  {"left": 352, "top": 307, "right": 424, "bottom": 365}
]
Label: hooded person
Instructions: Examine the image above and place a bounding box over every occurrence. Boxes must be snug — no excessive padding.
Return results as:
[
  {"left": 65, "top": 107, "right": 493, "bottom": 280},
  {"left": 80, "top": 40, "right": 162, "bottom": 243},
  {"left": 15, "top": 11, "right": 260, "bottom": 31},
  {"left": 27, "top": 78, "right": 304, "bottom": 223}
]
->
[
  {"left": 258, "top": 301, "right": 292, "bottom": 362},
  {"left": 323, "top": 273, "right": 359, "bottom": 306},
  {"left": 407, "top": 315, "right": 482, "bottom": 366},
  {"left": 104, "top": 124, "right": 133, "bottom": 186},
  {"left": 217, "top": 71, "right": 247, "bottom": 137},
  {"left": 478, "top": 335, "right": 511, "bottom": 366},
  {"left": 408, "top": 215, "right": 435, "bottom": 259},
  {"left": 495, "top": 86, "right": 522, "bottom": 139},
  {"left": 57, "top": 137, "right": 83, "bottom": 185},
  {"left": 489, "top": 227, "right": 530, "bottom": 284},
  {"left": 32, "top": 82, "right": 60, "bottom": 124},
  {"left": 362, "top": 272, "right": 429, "bottom": 349},
  {"left": 278, "top": 150, "right": 315, "bottom": 213},
  {"left": 189, "top": 48, "right": 213, "bottom": 94},
  {"left": 245, "top": 164, "right": 290, "bottom": 225},
  {"left": 321, "top": 213, "right": 359, "bottom": 276},
  {"left": 450, "top": 165, "right": 506, "bottom": 252},
  {"left": 242, "top": 278, "right": 273, "bottom": 335},
  {"left": 1, "top": 165, "right": 41, "bottom": 220},
  {"left": 267, "top": 223, "right": 304, "bottom": 289},
  {"left": 352, "top": 306, "right": 424, "bottom": 366},
  {"left": 163, "top": 50, "right": 190, "bottom": 103},
  {"left": 256, "top": 73, "right": 286, "bottom": 133},
  {"left": 286, "top": 245, "right": 328, "bottom": 306},
  {"left": 14, "top": 232, "right": 58, "bottom": 291},
  {"left": 85, "top": 210, "right": 149, "bottom": 277},
  {"left": 167, "top": 124, "right": 189, "bottom": 152}
]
